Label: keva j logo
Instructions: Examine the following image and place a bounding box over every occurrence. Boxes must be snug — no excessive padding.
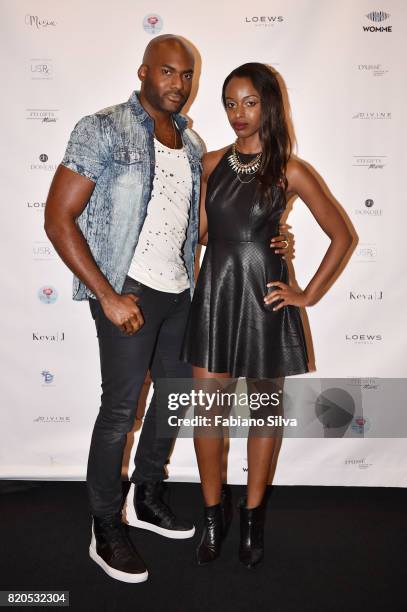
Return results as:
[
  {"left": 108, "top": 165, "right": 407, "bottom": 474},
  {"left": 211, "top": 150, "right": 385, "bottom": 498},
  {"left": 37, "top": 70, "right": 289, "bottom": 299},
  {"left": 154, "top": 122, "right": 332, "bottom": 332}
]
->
[
  {"left": 143, "top": 14, "right": 163, "bottom": 34},
  {"left": 32, "top": 331, "right": 65, "bottom": 342},
  {"left": 38, "top": 286, "right": 58, "bottom": 304}
]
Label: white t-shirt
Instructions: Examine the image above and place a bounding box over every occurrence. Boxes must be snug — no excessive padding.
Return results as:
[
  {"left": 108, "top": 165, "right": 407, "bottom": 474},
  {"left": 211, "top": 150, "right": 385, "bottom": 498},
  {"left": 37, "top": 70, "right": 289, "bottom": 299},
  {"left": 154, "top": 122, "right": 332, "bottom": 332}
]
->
[{"left": 127, "top": 138, "right": 193, "bottom": 292}]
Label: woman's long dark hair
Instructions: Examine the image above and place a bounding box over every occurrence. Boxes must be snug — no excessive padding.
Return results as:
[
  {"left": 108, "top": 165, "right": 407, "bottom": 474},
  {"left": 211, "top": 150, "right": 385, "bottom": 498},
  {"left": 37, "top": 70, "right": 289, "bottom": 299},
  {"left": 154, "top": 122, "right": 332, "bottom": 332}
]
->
[{"left": 222, "top": 62, "right": 291, "bottom": 218}]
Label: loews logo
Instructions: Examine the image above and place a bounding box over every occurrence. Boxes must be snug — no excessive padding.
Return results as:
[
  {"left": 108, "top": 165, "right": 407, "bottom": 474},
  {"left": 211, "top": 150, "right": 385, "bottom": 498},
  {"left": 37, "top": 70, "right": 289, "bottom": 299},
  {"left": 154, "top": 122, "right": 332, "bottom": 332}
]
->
[
  {"left": 345, "top": 333, "right": 382, "bottom": 344},
  {"left": 244, "top": 15, "right": 284, "bottom": 26},
  {"left": 25, "top": 14, "right": 57, "bottom": 28},
  {"left": 363, "top": 11, "right": 391, "bottom": 32},
  {"left": 27, "top": 201, "right": 45, "bottom": 211}
]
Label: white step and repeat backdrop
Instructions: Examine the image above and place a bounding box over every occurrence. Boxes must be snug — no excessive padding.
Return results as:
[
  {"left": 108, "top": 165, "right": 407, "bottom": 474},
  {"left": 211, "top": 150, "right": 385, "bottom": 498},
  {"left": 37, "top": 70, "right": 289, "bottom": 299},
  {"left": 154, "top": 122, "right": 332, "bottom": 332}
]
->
[{"left": 1, "top": 0, "right": 406, "bottom": 485}]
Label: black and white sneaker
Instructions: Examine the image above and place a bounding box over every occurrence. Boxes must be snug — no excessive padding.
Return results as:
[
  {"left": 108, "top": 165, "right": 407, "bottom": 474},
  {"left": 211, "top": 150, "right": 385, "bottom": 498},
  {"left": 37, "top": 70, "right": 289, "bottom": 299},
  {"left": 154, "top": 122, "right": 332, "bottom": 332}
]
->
[
  {"left": 89, "top": 513, "right": 148, "bottom": 583},
  {"left": 122, "top": 481, "right": 195, "bottom": 539}
]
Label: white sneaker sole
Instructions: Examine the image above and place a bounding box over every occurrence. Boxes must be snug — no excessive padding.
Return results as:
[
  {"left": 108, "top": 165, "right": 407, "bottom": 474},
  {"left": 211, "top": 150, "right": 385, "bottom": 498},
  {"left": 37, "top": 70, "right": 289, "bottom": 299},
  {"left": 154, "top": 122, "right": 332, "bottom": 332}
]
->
[
  {"left": 89, "top": 527, "right": 148, "bottom": 583},
  {"left": 122, "top": 483, "right": 195, "bottom": 539}
]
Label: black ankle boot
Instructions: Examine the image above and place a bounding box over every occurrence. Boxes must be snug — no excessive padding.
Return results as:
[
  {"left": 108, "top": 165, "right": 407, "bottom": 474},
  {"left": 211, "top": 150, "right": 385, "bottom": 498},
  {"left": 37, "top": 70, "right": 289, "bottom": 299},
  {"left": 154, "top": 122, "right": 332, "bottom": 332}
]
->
[
  {"left": 220, "top": 484, "right": 233, "bottom": 537},
  {"left": 196, "top": 503, "right": 223, "bottom": 565},
  {"left": 239, "top": 498, "right": 265, "bottom": 568}
]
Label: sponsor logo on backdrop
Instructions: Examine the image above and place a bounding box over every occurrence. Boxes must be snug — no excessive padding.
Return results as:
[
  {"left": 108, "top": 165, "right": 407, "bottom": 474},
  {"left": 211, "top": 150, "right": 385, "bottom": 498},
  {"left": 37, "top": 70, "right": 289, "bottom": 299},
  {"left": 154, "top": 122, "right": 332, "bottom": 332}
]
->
[
  {"left": 366, "top": 10, "right": 390, "bottom": 22},
  {"left": 347, "top": 377, "right": 380, "bottom": 390},
  {"left": 357, "top": 63, "right": 389, "bottom": 77},
  {"left": 25, "top": 109, "right": 59, "bottom": 123},
  {"left": 25, "top": 14, "right": 57, "bottom": 28},
  {"left": 244, "top": 15, "right": 284, "bottom": 27},
  {"left": 29, "top": 58, "right": 53, "bottom": 80},
  {"left": 348, "top": 290, "right": 383, "bottom": 301},
  {"left": 352, "top": 155, "right": 386, "bottom": 169},
  {"left": 354, "top": 243, "right": 378, "bottom": 263},
  {"left": 352, "top": 112, "right": 391, "bottom": 120},
  {"left": 351, "top": 417, "right": 371, "bottom": 435},
  {"left": 143, "top": 14, "right": 163, "bottom": 34},
  {"left": 33, "top": 416, "right": 70, "bottom": 423},
  {"left": 27, "top": 201, "right": 45, "bottom": 211},
  {"left": 345, "top": 457, "right": 372, "bottom": 468},
  {"left": 38, "top": 286, "right": 58, "bottom": 304},
  {"left": 363, "top": 11, "right": 391, "bottom": 32},
  {"left": 41, "top": 370, "right": 55, "bottom": 385},
  {"left": 354, "top": 199, "right": 383, "bottom": 216},
  {"left": 30, "top": 154, "right": 58, "bottom": 172},
  {"left": 32, "top": 331, "right": 65, "bottom": 342},
  {"left": 32, "top": 242, "right": 57, "bottom": 260},
  {"left": 345, "top": 333, "right": 382, "bottom": 345}
]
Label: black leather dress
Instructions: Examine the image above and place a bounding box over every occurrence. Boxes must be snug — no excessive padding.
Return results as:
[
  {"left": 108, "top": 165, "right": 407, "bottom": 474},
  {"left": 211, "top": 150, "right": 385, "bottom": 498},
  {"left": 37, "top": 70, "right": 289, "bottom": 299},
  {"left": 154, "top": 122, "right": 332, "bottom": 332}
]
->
[{"left": 180, "top": 148, "right": 309, "bottom": 378}]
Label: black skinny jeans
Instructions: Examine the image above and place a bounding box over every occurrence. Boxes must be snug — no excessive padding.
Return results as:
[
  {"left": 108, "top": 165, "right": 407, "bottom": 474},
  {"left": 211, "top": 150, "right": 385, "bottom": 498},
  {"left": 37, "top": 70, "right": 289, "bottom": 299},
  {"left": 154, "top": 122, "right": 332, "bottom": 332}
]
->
[{"left": 86, "top": 275, "right": 192, "bottom": 517}]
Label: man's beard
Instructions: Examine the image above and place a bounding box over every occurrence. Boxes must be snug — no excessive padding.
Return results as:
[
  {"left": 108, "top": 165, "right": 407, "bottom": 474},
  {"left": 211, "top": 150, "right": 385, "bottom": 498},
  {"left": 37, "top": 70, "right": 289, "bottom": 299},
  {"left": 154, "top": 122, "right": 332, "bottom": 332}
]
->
[{"left": 143, "top": 78, "right": 186, "bottom": 114}]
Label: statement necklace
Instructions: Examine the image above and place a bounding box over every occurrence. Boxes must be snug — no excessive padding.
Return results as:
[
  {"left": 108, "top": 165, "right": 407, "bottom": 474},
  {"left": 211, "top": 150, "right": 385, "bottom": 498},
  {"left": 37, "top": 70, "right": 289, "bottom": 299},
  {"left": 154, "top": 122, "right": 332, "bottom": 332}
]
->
[{"left": 227, "top": 142, "right": 263, "bottom": 183}]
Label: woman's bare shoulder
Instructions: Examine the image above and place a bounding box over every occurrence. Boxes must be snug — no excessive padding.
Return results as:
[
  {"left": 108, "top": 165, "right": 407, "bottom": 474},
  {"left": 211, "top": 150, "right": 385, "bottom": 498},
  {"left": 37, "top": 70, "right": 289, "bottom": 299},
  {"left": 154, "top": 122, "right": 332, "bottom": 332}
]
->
[{"left": 202, "top": 145, "right": 231, "bottom": 179}]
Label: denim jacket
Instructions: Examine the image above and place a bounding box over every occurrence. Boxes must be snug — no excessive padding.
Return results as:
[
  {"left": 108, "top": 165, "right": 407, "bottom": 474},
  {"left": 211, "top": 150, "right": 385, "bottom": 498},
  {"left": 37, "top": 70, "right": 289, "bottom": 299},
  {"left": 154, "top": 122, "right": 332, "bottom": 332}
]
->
[{"left": 61, "top": 91, "right": 204, "bottom": 300}]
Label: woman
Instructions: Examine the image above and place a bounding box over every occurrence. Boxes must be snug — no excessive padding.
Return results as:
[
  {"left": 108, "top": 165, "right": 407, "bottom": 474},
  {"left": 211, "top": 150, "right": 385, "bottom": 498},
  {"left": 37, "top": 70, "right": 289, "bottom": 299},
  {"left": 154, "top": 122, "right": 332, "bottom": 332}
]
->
[{"left": 180, "top": 63, "right": 353, "bottom": 567}]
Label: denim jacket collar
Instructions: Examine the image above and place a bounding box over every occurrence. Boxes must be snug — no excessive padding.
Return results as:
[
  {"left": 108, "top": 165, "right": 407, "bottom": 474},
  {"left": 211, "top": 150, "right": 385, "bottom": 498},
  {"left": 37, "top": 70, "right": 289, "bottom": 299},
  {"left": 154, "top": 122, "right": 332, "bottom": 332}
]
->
[{"left": 128, "top": 90, "right": 189, "bottom": 131}]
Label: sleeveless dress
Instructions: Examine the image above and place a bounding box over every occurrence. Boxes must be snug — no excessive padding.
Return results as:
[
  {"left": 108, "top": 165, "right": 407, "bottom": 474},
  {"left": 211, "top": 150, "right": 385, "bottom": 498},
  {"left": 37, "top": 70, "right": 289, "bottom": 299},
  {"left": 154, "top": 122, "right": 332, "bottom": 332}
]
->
[{"left": 180, "top": 148, "right": 309, "bottom": 378}]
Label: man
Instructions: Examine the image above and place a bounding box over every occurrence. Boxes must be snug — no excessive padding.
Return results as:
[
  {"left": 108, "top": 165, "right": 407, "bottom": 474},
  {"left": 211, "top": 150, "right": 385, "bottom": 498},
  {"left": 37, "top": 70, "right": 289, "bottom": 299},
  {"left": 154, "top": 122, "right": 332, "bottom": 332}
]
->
[{"left": 45, "top": 34, "right": 289, "bottom": 583}]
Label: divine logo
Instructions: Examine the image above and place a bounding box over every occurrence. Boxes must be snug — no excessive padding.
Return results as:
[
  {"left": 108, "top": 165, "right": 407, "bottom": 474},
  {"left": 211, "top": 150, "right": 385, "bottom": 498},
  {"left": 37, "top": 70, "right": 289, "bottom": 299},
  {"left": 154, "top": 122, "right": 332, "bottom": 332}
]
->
[{"left": 352, "top": 112, "right": 391, "bottom": 120}]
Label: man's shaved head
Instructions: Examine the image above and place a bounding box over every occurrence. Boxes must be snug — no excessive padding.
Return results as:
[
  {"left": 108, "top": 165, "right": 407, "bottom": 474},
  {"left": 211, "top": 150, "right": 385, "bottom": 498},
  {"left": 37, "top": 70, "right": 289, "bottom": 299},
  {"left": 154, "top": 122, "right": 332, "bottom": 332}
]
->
[
  {"left": 138, "top": 34, "right": 195, "bottom": 115},
  {"left": 142, "top": 35, "right": 194, "bottom": 66}
]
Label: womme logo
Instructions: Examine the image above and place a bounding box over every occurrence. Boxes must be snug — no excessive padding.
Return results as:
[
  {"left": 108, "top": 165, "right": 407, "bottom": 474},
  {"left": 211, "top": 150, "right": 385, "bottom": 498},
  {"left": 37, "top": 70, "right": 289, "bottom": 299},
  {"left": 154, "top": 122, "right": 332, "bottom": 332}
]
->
[{"left": 366, "top": 11, "right": 390, "bottom": 22}]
